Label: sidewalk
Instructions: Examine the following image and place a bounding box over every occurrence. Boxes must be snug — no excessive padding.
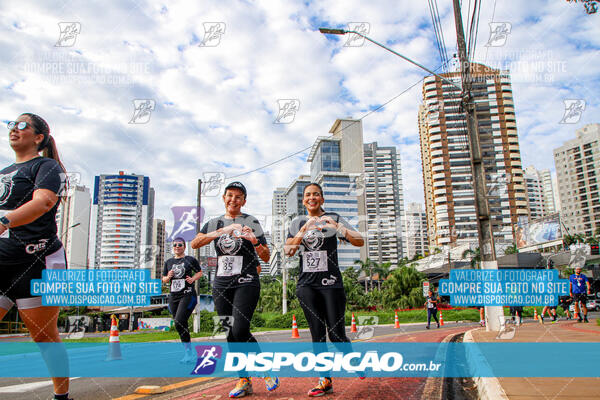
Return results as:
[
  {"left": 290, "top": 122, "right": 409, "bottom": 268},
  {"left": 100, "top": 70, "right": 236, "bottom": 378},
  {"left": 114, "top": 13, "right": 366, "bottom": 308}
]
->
[{"left": 467, "top": 318, "right": 600, "bottom": 400}]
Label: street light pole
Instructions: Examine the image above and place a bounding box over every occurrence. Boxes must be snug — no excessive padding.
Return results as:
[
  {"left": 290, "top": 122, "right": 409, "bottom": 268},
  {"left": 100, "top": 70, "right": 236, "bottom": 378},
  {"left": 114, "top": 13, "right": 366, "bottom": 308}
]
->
[{"left": 451, "top": 0, "right": 502, "bottom": 332}]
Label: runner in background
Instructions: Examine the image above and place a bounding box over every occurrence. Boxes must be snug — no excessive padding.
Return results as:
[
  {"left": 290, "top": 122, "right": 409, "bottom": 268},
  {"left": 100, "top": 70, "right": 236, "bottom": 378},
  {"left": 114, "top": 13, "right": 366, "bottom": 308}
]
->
[
  {"left": 569, "top": 266, "right": 591, "bottom": 323},
  {"left": 478, "top": 306, "right": 485, "bottom": 327},
  {"left": 162, "top": 237, "right": 202, "bottom": 363},
  {"left": 558, "top": 295, "right": 572, "bottom": 320},
  {"left": 425, "top": 289, "right": 440, "bottom": 329},
  {"left": 0, "top": 114, "right": 71, "bottom": 400},
  {"left": 540, "top": 304, "right": 557, "bottom": 323},
  {"left": 191, "top": 182, "right": 279, "bottom": 398},
  {"left": 285, "top": 182, "right": 365, "bottom": 397}
]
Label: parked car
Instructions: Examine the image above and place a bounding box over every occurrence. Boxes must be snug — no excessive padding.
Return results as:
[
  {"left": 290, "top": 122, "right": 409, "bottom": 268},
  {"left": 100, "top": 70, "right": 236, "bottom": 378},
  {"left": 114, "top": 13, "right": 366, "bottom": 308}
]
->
[{"left": 569, "top": 299, "right": 599, "bottom": 312}]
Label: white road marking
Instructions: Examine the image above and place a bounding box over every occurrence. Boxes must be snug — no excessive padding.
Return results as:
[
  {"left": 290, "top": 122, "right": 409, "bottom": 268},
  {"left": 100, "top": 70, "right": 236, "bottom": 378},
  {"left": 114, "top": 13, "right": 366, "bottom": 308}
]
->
[{"left": 0, "top": 378, "right": 80, "bottom": 393}]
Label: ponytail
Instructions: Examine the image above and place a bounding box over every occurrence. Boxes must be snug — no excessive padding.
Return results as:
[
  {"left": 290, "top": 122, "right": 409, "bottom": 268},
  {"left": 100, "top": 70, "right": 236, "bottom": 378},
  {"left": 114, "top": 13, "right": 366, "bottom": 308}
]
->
[{"left": 42, "top": 135, "right": 66, "bottom": 173}]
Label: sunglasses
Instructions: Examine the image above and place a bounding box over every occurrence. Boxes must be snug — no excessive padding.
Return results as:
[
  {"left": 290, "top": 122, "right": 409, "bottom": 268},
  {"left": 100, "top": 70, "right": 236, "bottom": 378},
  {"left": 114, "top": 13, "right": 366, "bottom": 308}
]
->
[
  {"left": 7, "top": 121, "right": 31, "bottom": 130},
  {"left": 173, "top": 243, "right": 185, "bottom": 248}
]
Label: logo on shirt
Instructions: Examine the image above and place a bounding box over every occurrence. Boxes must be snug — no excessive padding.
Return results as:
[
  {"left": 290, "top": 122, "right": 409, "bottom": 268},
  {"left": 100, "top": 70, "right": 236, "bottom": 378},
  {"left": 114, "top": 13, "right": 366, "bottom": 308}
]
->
[
  {"left": 0, "top": 170, "right": 18, "bottom": 206},
  {"left": 303, "top": 229, "right": 324, "bottom": 251},
  {"left": 321, "top": 275, "right": 338, "bottom": 286},
  {"left": 171, "top": 263, "right": 186, "bottom": 279},
  {"left": 238, "top": 274, "right": 254, "bottom": 284},
  {"left": 217, "top": 234, "right": 242, "bottom": 255}
]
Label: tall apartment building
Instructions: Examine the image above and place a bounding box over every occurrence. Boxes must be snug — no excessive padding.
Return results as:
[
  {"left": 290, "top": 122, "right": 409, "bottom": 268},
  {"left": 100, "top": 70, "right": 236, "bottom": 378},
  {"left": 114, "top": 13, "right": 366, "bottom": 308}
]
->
[
  {"left": 271, "top": 187, "right": 287, "bottom": 250},
  {"left": 151, "top": 219, "right": 166, "bottom": 279},
  {"left": 307, "top": 119, "right": 367, "bottom": 269},
  {"left": 363, "top": 142, "right": 405, "bottom": 263},
  {"left": 523, "top": 166, "right": 556, "bottom": 221},
  {"left": 554, "top": 123, "right": 600, "bottom": 236},
  {"left": 90, "top": 172, "right": 154, "bottom": 269},
  {"left": 404, "top": 202, "right": 429, "bottom": 259},
  {"left": 419, "top": 63, "right": 528, "bottom": 248},
  {"left": 285, "top": 175, "right": 311, "bottom": 218},
  {"left": 56, "top": 185, "right": 91, "bottom": 268}
]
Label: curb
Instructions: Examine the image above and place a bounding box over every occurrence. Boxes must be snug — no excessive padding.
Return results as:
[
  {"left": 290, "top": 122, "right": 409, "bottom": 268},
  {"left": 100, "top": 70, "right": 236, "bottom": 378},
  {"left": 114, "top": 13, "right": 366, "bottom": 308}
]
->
[
  {"left": 463, "top": 329, "right": 508, "bottom": 400},
  {"left": 421, "top": 331, "right": 459, "bottom": 400}
]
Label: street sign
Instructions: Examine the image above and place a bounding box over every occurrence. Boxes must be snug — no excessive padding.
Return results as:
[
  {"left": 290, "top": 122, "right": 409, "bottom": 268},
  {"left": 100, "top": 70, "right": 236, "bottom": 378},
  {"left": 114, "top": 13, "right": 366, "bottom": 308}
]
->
[
  {"left": 207, "top": 257, "right": 217, "bottom": 267},
  {"left": 422, "top": 281, "right": 430, "bottom": 297}
]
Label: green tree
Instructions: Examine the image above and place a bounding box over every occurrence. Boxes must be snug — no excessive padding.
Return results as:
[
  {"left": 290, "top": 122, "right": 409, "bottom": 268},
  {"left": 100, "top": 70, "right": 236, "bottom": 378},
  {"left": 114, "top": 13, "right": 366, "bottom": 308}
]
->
[
  {"left": 372, "top": 262, "right": 392, "bottom": 290},
  {"left": 354, "top": 258, "right": 377, "bottom": 293},
  {"left": 343, "top": 267, "right": 368, "bottom": 310},
  {"left": 462, "top": 247, "right": 481, "bottom": 269},
  {"left": 381, "top": 265, "right": 425, "bottom": 309},
  {"left": 504, "top": 243, "right": 518, "bottom": 255}
]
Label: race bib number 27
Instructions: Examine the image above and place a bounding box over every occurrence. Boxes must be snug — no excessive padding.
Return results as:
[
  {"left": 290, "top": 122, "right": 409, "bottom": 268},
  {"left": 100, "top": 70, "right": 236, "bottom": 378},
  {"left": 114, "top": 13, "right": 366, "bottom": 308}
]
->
[{"left": 303, "top": 251, "right": 328, "bottom": 273}]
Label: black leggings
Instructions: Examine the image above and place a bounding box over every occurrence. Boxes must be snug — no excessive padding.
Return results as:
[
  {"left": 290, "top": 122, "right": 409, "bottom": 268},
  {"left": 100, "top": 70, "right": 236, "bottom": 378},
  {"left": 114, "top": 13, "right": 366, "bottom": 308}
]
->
[
  {"left": 427, "top": 308, "right": 439, "bottom": 325},
  {"left": 296, "top": 286, "right": 350, "bottom": 343},
  {"left": 168, "top": 294, "right": 197, "bottom": 343},
  {"left": 213, "top": 285, "right": 260, "bottom": 343}
]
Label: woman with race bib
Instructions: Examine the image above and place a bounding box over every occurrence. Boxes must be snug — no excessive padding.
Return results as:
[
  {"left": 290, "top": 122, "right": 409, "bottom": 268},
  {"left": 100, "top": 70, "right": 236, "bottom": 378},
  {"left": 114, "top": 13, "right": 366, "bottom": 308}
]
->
[
  {"left": 0, "top": 114, "right": 71, "bottom": 400},
  {"left": 162, "top": 237, "right": 202, "bottom": 363},
  {"left": 285, "top": 182, "right": 364, "bottom": 397},
  {"left": 191, "top": 181, "right": 279, "bottom": 398}
]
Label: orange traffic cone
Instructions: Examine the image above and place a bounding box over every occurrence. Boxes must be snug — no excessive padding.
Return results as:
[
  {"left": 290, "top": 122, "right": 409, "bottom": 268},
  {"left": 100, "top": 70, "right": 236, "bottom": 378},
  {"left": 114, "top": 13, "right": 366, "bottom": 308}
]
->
[
  {"left": 394, "top": 310, "right": 400, "bottom": 329},
  {"left": 350, "top": 313, "right": 358, "bottom": 333},
  {"left": 439, "top": 310, "right": 444, "bottom": 326},
  {"left": 106, "top": 314, "right": 122, "bottom": 361},
  {"left": 534, "top": 308, "right": 538, "bottom": 320},
  {"left": 291, "top": 314, "right": 300, "bottom": 339}
]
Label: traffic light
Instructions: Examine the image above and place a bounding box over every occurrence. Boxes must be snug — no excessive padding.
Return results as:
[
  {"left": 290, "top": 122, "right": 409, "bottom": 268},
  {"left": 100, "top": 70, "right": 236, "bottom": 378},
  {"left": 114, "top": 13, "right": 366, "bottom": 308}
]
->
[{"left": 591, "top": 244, "right": 599, "bottom": 255}]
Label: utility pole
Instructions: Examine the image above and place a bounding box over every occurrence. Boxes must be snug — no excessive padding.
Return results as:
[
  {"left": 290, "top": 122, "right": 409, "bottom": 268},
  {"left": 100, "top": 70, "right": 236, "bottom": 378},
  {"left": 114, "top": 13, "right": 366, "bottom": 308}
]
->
[
  {"left": 196, "top": 179, "right": 204, "bottom": 291},
  {"left": 453, "top": 0, "right": 502, "bottom": 331}
]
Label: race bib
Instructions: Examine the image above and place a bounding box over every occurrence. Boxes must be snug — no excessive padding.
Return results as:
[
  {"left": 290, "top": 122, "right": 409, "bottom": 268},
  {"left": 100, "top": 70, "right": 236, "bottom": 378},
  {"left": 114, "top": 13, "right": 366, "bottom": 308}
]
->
[
  {"left": 171, "top": 279, "right": 185, "bottom": 292},
  {"left": 217, "top": 256, "right": 243, "bottom": 276},
  {"left": 303, "top": 251, "right": 328, "bottom": 273}
]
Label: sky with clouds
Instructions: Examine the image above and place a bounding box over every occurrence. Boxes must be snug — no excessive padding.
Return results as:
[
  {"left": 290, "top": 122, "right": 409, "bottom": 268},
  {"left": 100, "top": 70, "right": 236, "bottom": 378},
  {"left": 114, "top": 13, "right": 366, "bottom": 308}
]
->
[{"left": 1, "top": 0, "right": 598, "bottom": 234}]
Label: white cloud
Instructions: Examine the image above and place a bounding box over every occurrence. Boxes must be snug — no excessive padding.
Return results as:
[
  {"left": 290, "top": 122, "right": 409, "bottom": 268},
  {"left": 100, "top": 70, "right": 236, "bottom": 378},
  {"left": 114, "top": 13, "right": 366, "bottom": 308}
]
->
[{"left": 0, "top": 0, "right": 598, "bottom": 235}]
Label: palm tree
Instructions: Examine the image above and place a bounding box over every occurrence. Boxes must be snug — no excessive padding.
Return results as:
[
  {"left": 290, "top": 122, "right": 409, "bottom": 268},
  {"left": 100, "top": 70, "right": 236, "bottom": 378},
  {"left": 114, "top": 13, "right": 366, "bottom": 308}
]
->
[
  {"left": 462, "top": 247, "right": 481, "bottom": 269},
  {"left": 354, "top": 258, "right": 377, "bottom": 293},
  {"left": 372, "top": 262, "right": 392, "bottom": 290}
]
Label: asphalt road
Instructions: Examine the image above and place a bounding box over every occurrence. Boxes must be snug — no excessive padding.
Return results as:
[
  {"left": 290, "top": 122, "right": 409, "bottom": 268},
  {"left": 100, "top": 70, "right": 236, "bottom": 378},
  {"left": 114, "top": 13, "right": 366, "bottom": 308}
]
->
[{"left": 0, "top": 313, "right": 596, "bottom": 400}]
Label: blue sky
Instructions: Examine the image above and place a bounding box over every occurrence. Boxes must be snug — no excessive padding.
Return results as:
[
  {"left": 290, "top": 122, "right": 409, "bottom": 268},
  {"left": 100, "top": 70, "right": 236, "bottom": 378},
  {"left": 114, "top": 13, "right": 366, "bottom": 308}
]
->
[{"left": 0, "top": 0, "right": 598, "bottom": 233}]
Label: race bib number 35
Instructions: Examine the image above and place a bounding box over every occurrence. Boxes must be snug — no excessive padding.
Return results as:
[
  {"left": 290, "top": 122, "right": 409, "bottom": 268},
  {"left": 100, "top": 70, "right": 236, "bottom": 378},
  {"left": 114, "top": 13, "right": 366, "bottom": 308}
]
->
[
  {"left": 303, "top": 251, "right": 328, "bottom": 273},
  {"left": 218, "top": 256, "right": 243, "bottom": 276}
]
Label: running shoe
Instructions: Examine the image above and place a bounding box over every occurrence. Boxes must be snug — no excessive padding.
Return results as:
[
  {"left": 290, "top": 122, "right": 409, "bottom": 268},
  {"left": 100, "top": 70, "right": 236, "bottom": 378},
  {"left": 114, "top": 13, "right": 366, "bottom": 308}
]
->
[
  {"left": 229, "top": 378, "right": 253, "bottom": 398},
  {"left": 180, "top": 348, "right": 196, "bottom": 364},
  {"left": 538, "top": 316, "right": 544, "bottom": 325},
  {"left": 577, "top": 318, "right": 583, "bottom": 323},
  {"left": 584, "top": 317, "right": 590, "bottom": 323},
  {"left": 264, "top": 376, "right": 280, "bottom": 392},
  {"left": 425, "top": 325, "right": 430, "bottom": 329},
  {"left": 437, "top": 322, "right": 440, "bottom": 328},
  {"left": 308, "top": 377, "right": 333, "bottom": 397}
]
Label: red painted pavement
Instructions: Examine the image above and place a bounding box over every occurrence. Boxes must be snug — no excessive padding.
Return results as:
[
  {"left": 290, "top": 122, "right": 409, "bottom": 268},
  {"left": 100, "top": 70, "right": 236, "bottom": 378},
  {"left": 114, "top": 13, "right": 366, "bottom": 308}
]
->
[{"left": 172, "top": 326, "right": 471, "bottom": 400}]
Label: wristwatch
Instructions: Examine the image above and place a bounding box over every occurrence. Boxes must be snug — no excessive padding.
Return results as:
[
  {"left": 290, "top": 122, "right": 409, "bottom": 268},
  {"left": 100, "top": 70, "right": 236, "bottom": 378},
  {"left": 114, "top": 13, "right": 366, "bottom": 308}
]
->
[{"left": 0, "top": 216, "right": 10, "bottom": 228}]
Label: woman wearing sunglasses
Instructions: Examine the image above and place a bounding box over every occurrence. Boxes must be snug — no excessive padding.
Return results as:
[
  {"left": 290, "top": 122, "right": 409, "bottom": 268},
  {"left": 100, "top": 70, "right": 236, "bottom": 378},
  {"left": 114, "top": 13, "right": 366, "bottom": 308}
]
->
[
  {"left": 0, "top": 114, "right": 71, "bottom": 400},
  {"left": 285, "top": 182, "right": 364, "bottom": 397},
  {"left": 162, "top": 237, "right": 202, "bottom": 362},
  {"left": 191, "top": 181, "right": 279, "bottom": 398}
]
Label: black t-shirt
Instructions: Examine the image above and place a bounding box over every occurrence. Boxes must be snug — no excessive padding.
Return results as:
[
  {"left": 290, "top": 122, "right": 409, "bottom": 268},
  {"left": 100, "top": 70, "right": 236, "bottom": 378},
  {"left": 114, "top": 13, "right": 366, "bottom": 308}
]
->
[
  {"left": 200, "top": 214, "right": 267, "bottom": 289},
  {"left": 0, "top": 157, "right": 65, "bottom": 243},
  {"left": 163, "top": 256, "right": 201, "bottom": 298},
  {"left": 287, "top": 212, "right": 353, "bottom": 289}
]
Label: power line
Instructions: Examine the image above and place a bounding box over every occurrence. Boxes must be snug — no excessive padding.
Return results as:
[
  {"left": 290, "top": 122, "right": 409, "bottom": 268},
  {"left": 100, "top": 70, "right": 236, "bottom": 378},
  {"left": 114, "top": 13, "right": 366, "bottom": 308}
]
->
[{"left": 227, "top": 67, "right": 443, "bottom": 180}]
